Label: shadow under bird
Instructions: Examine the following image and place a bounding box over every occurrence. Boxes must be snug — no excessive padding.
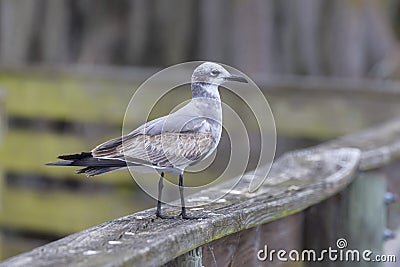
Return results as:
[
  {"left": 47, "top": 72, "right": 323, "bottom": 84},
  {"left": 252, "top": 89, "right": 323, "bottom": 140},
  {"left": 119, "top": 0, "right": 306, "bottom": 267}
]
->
[{"left": 47, "top": 62, "right": 247, "bottom": 219}]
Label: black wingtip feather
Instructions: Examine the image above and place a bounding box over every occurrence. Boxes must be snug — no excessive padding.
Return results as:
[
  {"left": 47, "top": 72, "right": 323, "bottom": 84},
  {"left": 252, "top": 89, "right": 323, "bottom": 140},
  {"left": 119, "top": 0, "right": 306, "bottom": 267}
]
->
[
  {"left": 47, "top": 151, "right": 126, "bottom": 176},
  {"left": 46, "top": 161, "right": 73, "bottom": 166},
  {"left": 58, "top": 152, "right": 92, "bottom": 160},
  {"left": 76, "top": 166, "right": 122, "bottom": 176}
]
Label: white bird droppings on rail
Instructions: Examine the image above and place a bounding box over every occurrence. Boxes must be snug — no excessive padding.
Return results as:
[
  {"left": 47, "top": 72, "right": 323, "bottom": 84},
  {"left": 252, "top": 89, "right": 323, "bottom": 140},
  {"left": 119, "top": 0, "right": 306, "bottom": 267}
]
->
[
  {"left": 227, "top": 189, "right": 243, "bottom": 195},
  {"left": 83, "top": 250, "right": 99, "bottom": 256},
  {"left": 108, "top": 241, "right": 122, "bottom": 245},
  {"left": 190, "top": 207, "right": 204, "bottom": 211},
  {"left": 124, "top": 232, "right": 135, "bottom": 236}
]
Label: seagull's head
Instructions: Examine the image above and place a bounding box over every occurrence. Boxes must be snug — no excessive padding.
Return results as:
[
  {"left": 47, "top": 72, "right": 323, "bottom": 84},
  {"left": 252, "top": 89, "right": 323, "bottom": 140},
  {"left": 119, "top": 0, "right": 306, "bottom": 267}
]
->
[{"left": 191, "top": 62, "right": 247, "bottom": 86}]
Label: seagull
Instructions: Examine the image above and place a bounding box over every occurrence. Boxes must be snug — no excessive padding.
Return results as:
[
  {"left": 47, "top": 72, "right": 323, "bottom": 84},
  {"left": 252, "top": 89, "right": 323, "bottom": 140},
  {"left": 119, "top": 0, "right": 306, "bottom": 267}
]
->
[{"left": 47, "top": 62, "right": 247, "bottom": 219}]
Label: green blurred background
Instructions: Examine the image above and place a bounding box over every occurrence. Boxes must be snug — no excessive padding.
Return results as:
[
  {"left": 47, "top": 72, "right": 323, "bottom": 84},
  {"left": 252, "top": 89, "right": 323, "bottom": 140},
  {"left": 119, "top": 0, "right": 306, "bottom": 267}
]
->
[{"left": 0, "top": 0, "right": 400, "bottom": 261}]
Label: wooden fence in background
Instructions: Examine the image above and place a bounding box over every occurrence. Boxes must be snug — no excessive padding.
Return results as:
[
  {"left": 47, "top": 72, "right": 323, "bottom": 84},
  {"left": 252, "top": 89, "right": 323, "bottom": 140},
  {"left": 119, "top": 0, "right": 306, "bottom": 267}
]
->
[
  {"left": 0, "top": 0, "right": 397, "bottom": 77},
  {"left": 1, "top": 66, "right": 400, "bottom": 263}
]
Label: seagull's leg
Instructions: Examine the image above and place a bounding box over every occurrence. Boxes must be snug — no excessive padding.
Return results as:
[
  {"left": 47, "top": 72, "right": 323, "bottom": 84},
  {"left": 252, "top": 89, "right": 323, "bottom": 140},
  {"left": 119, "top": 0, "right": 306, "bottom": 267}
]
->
[
  {"left": 179, "top": 173, "right": 207, "bottom": 220},
  {"left": 156, "top": 172, "right": 180, "bottom": 219},
  {"left": 156, "top": 172, "right": 164, "bottom": 216}
]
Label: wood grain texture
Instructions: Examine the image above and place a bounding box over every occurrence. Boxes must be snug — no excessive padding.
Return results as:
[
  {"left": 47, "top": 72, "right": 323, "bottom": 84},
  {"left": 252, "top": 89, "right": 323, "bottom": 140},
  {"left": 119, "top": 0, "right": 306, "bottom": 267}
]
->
[{"left": 0, "top": 147, "right": 360, "bottom": 267}]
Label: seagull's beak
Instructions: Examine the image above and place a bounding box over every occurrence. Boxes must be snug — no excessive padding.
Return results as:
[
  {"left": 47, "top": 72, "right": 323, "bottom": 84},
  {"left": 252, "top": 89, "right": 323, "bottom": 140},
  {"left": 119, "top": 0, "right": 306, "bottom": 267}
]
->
[{"left": 224, "top": 74, "right": 248, "bottom": 83}]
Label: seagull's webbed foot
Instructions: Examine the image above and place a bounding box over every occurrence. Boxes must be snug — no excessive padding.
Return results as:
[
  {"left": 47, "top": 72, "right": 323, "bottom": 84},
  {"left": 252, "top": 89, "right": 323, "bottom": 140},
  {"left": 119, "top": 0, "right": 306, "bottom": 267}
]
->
[
  {"left": 155, "top": 211, "right": 181, "bottom": 219},
  {"left": 181, "top": 213, "right": 208, "bottom": 220},
  {"left": 156, "top": 210, "right": 207, "bottom": 219},
  {"left": 180, "top": 208, "right": 208, "bottom": 220}
]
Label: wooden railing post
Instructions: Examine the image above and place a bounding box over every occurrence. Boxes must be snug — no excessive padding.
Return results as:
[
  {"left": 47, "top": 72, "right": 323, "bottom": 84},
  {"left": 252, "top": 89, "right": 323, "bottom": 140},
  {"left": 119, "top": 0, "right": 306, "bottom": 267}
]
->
[
  {"left": 304, "top": 172, "right": 386, "bottom": 267},
  {"left": 164, "top": 247, "right": 202, "bottom": 267},
  {"left": 348, "top": 173, "right": 386, "bottom": 261}
]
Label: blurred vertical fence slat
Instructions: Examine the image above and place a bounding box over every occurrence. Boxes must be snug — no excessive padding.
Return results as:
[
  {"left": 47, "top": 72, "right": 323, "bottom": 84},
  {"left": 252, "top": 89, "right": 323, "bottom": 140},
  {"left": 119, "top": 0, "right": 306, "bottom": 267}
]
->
[
  {"left": 155, "top": 0, "right": 194, "bottom": 65},
  {"left": 126, "top": 0, "right": 151, "bottom": 64},
  {"left": 231, "top": 0, "right": 273, "bottom": 73},
  {"left": 41, "top": 0, "right": 69, "bottom": 63},
  {"left": 198, "top": 0, "right": 232, "bottom": 63},
  {"left": 0, "top": 89, "right": 5, "bottom": 260},
  {"left": 0, "top": 0, "right": 37, "bottom": 65},
  {"left": 77, "top": 0, "right": 128, "bottom": 64}
]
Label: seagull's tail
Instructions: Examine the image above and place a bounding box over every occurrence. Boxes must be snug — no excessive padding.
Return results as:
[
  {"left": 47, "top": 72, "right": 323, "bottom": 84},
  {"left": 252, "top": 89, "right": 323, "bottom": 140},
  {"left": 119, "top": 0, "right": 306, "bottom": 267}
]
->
[{"left": 46, "top": 152, "right": 127, "bottom": 176}]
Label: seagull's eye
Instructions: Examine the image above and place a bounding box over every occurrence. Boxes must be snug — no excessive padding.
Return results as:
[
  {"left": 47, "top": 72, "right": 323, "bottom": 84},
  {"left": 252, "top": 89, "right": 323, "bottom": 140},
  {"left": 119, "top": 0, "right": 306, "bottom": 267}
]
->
[{"left": 211, "top": 70, "right": 220, "bottom": 76}]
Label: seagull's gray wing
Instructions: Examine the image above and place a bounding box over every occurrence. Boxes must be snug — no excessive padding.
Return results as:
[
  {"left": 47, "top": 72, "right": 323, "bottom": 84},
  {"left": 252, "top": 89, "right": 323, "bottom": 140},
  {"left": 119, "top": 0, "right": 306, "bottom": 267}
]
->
[
  {"left": 91, "top": 111, "right": 218, "bottom": 169},
  {"left": 144, "top": 98, "right": 221, "bottom": 135}
]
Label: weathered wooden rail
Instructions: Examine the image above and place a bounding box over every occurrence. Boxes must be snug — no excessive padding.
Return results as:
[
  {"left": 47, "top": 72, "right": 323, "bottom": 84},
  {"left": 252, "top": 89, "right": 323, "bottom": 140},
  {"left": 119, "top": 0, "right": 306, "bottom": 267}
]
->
[{"left": 2, "top": 116, "right": 400, "bottom": 266}]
